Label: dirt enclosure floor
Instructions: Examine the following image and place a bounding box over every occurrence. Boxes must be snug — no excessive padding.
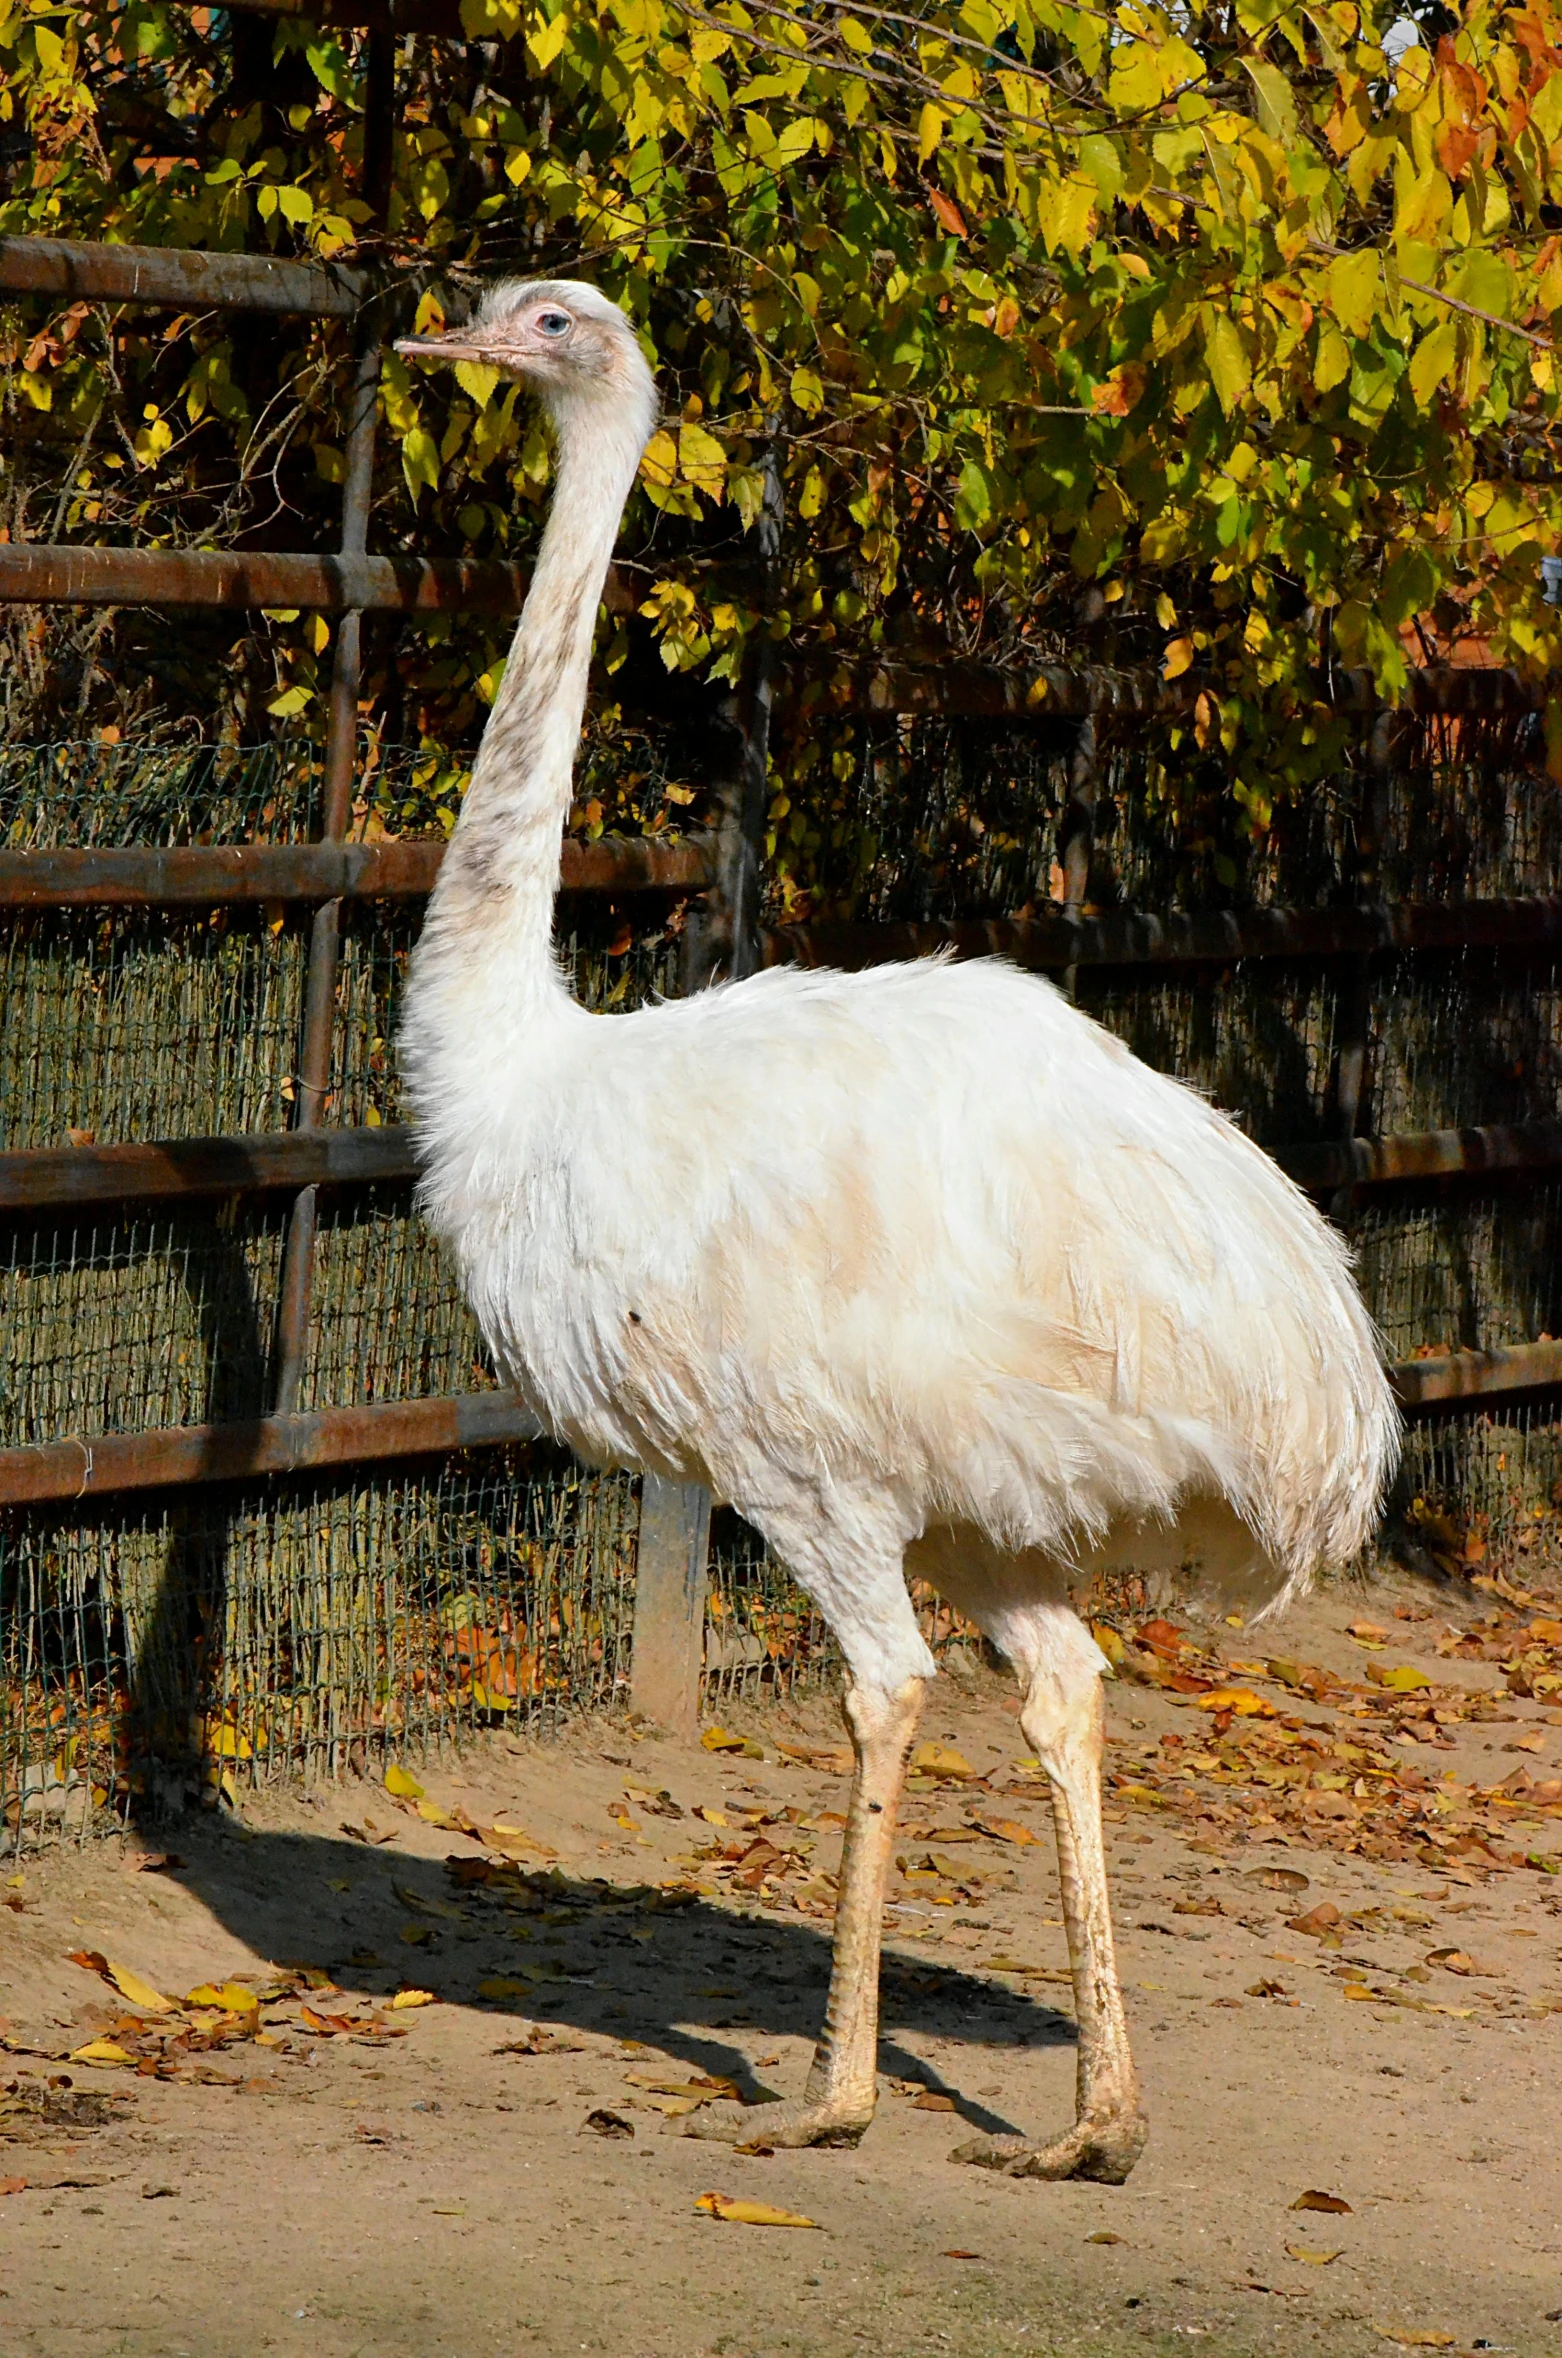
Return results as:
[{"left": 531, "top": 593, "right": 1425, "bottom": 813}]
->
[{"left": 4, "top": 1569, "right": 1562, "bottom": 2358}]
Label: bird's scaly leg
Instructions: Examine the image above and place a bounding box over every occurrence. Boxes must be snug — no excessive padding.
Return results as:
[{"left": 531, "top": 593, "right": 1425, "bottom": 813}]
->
[
  {"left": 953, "top": 1661, "right": 1147, "bottom": 2183},
  {"left": 685, "top": 1673, "right": 924, "bottom": 2149}
]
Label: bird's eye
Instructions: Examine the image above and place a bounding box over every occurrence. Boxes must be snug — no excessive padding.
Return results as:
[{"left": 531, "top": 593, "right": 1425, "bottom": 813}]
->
[{"left": 535, "top": 310, "right": 572, "bottom": 338}]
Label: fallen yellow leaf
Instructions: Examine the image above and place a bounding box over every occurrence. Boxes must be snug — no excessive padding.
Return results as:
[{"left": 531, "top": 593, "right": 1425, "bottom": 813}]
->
[
  {"left": 414, "top": 1798, "right": 457, "bottom": 1828},
  {"left": 1193, "top": 1687, "right": 1276, "bottom": 1717},
  {"left": 384, "top": 1763, "right": 426, "bottom": 1800},
  {"left": 194, "top": 1714, "right": 253, "bottom": 1761},
  {"left": 69, "top": 2039, "right": 133, "bottom": 2066},
  {"left": 184, "top": 1981, "right": 258, "bottom": 2013},
  {"left": 105, "top": 1960, "right": 178, "bottom": 2015},
  {"left": 973, "top": 1816, "right": 1040, "bottom": 1846},
  {"left": 909, "top": 1743, "right": 977, "bottom": 1778},
  {"left": 1285, "top": 2243, "right": 1342, "bottom": 2264},
  {"left": 695, "top": 2190, "right": 820, "bottom": 2228},
  {"left": 1367, "top": 1664, "right": 1432, "bottom": 1693},
  {"left": 391, "top": 1988, "right": 436, "bottom": 2009}
]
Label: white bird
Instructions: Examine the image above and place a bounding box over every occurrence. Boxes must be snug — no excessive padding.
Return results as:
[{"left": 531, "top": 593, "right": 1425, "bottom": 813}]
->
[{"left": 395, "top": 279, "right": 1398, "bottom": 2181}]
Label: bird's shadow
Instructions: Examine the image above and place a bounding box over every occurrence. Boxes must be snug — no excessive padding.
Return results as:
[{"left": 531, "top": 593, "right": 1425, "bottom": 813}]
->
[{"left": 151, "top": 1816, "right": 1072, "bottom": 2140}]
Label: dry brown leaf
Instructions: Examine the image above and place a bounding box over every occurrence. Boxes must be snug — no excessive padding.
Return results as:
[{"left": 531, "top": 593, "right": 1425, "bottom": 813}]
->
[
  {"left": 911, "top": 2090, "right": 957, "bottom": 2111},
  {"left": 1287, "top": 1903, "right": 1343, "bottom": 1938},
  {"left": 0, "top": 2177, "right": 26, "bottom": 2197},
  {"left": 1291, "top": 2189, "right": 1353, "bottom": 2214},
  {"left": 1374, "top": 2329, "right": 1455, "bottom": 2349},
  {"left": 583, "top": 2108, "right": 634, "bottom": 2138},
  {"left": 972, "top": 1816, "right": 1040, "bottom": 1846},
  {"left": 695, "top": 2190, "right": 820, "bottom": 2228},
  {"left": 1084, "top": 2230, "right": 1124, "bottom": 2245}
]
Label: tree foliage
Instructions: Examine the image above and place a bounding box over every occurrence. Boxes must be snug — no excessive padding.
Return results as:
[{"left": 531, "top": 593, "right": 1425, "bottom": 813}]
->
[{"left": 4, "top": 0, "right": 1562, "bottom": 899}]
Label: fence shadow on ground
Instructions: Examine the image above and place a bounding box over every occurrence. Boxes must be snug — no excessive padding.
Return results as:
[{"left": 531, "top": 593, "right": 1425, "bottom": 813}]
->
[{"left": 144, "top": 1815, "right": 1071, "bottom": 2140}]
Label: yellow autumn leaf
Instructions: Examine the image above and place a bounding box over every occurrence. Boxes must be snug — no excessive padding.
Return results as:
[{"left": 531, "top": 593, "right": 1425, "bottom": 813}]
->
[
  {"left": 70, "top": 2039, "right": 134, "bottom": 2066},
  {"left": 390, "top": 1988, "right": 436, "bottom": 2009},
  {"left": 1367, "top": 1664, "right": 1431, "bottom": 1692},
  {"left": 1284, "top": 2243, "right": 1342, "bottom": 2264},
  {"left": 701, "top": 1726, "right": 749, "bottom": 1752},
  {"left": 695, "top": 2190, "right": 821, "bottom": 2227},
  {"left": 640, "top": 428, "right": 678, "bottom": 490},
  {"left": 384, "top": 1762, "right": 426, "bottom": 1800},
  {"left": 184, "top": 1981, "right": 259, "bottom": 2013},
  {"left": 415, "top": 1798, "right": 457, "bottom": 1828},
  {"left": 1193, "top": 1687, "right": 1277, "bottom": 1717},
  {"left": 1162, "top": 636, "right": 1195, "bottom": 680},
  {"left": 194, "top": 1714, "right": 252, "bottom": 1760},
  {"left": 105, "top": 1960, "right": 179, "bottom": 2014},
  {"left": 909, "top": 1742, "right": 977, "bottom": 1778}
]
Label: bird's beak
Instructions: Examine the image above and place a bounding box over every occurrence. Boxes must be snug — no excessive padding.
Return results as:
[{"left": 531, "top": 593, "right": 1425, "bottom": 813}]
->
[{"left": 394, "top": 330, "right": 488, "bottom": 364}]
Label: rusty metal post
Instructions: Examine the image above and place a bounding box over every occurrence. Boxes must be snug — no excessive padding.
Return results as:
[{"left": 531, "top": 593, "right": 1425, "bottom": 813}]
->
[
  {"left": 273, "top": 31, "right": 393, "bottom": 1412},
  {"left": 1328, "top": 704, "right": 1395, "bottom": 1224},
  {"left": 686, "top": 431, "right": 781, "bottom": 990},
  {"left": 1059, "top": 715, "right": 1097, "bottom": 1003},
  {"left": 630, "top": 1477, "right": 712, "bottom": 1733}
]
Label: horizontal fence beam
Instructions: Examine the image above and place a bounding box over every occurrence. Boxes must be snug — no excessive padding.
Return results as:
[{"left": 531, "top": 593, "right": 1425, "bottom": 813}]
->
[
  {"left": 0, "top": 235, "right": 369, "bottom": 317},
  {"left": 0, "top": 1390, "right": 543, "bottom": 1507},
  {"left": 813, "top": 661, "right": 1548, "bottom": 725},
  {"left": 0, "top": 832, "right": 709, "bottom": 909},
  {"left": 0, "top": 1114, "right": 1559, "bottom": 1220},
  {"left": 763, "top": 896, "right": 1562, "bottom": 974},
  {"left": 0, "top": 1339, "right": 1552, "bottom": 1504},
  {"left": 0, "top": 545, "right": 531, "bottom": 615},
  {"left": 1283, "top": 1117, "right": 1562, "bottom": 1195},
  {"left": 0, "top": 1126, "right": 418, "bottom": 1211},
  {"left": 1392, "top": 1338, "right": 1562, "bottom": 1412}
]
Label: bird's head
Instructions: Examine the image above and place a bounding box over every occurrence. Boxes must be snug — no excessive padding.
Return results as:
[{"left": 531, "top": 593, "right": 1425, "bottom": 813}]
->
[{"left": 395, "top": 277, "right": 658, "bottom": 449}]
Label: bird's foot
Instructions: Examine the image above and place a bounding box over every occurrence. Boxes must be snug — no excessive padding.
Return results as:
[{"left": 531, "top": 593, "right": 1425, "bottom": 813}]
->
[
  {"left": 681, "top": 2092, "right": 875, "bottom": 2150},
  {"left": 950, "top": 2107, "right": 1147, "bottom": 2185}
]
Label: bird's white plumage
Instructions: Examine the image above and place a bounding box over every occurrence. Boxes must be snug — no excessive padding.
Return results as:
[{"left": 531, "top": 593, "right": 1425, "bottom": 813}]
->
[
  {"left": 398, "top": 275, "right": 1400, "bottom": 1708},
  {"left": 414, "top": 946, "right": 1397, "bottom": 1692}
]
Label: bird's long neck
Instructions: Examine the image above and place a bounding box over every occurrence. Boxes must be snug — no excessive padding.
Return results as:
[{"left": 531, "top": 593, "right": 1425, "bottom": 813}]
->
[{"left": 407, "top": 395, "right": 645, "bottom": 1040}]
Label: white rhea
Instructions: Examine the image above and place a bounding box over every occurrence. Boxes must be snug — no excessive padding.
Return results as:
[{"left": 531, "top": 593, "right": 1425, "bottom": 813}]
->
[{"left": 396, "top": 279, "right": 1399, "bottom": 2178}]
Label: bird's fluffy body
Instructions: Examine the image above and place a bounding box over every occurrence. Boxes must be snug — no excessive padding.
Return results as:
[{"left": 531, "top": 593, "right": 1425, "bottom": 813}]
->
[{"left": 409, "top": 942, "right": 1397, "bottom": 1694}]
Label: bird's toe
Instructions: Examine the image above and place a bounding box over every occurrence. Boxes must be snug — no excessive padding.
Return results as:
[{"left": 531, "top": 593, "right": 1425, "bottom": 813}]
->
[
  {"left": 951, "top": 2109, "right": 1147, "bottom": 2184},
  {"left": 682, "top": 2095, "right": 872, "bottom": 2149}
]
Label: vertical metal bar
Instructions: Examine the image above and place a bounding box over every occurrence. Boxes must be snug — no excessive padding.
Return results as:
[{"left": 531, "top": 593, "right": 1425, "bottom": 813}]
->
[
  {"left": 1328, "top": 702, "right": 1394, "bottom": 1223},
  {"left": 1060, "top": 715, "right": 1096, "bottom": 1003},
  {"left": 687, "top": 431, "right": 782, "bottom": 989},
  {"left": 273, "top": 31, "right": 392, "bottom": 1414},
  {"left": 630, "top": 1476, "right": 712, "bottom": 1733}
]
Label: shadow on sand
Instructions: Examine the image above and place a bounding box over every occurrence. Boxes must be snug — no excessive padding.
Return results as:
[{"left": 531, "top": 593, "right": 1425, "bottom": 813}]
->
[{"left": 146, "top": 1811, "right": 1074, "bottom": 2139}]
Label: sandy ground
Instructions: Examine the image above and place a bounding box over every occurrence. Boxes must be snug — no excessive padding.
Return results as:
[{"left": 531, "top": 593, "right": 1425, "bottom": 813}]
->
[{"left": 3, "top": 1570, "right": 1562, "bottom": 2358}]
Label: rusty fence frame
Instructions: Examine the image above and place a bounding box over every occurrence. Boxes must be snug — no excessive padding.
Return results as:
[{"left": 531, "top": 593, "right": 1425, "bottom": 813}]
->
[{"left": 7, "top": 212, "right": 1562, "bottom": 1725}]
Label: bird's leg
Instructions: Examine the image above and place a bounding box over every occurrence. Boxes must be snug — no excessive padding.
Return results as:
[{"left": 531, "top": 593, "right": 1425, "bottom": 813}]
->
[
  {"left": 684, "top": 1673, "right": 924, "bottom": 2149},
  {"left": 953, "top": 1655, "right": 1147, "bottom": 2183}
]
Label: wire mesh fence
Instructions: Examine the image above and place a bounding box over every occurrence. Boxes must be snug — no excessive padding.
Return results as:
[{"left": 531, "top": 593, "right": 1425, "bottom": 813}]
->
[
  {"left": 0, "top": 718, "right": 1559, "bottom": 1853},
  {"left": 0, "top": 1446, "right": 640, "bottom": 1858}
]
